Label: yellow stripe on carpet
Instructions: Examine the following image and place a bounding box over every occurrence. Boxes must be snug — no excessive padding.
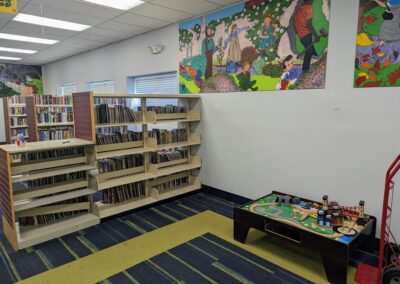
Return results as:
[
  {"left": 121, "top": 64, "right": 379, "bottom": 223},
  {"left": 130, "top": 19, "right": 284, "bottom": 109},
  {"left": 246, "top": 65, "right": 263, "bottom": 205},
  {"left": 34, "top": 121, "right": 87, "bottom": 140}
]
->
[{"left": 19, "top": 211, "right": 357, "bottom": 284}]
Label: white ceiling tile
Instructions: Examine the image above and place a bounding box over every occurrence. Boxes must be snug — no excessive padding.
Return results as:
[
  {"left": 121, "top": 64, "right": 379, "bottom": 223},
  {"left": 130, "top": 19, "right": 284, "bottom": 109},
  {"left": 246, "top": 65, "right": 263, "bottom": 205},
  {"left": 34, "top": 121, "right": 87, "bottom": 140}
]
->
[
  {"left": 131, "top": 3, "right": 193, "bottom": 23},
  {"left": 147, "top": 0, "right": 221, "bottom": 14},
  {"left": 58, "top": 37, "right": 105, "bottom": 49},
  {"left": 0, "top": 40, "right": 47, "bottom": 51},
  {"left": 85, "top": 27, "right": 134, "bottom": 40},
  {"left": 4, "top": 21, "right": 77, "bottom": 37},
  {"left": 0, "top": 26, "right": 67, "bottom": 41},
  {"left": 73, "top": 32, "right": 120, "bottom": 43},
  {"left": 98, "top": 21, "right": 150, "bottom": 35},
  {"left": 113, "top": 13, "right": 170, "bottom": 29}
]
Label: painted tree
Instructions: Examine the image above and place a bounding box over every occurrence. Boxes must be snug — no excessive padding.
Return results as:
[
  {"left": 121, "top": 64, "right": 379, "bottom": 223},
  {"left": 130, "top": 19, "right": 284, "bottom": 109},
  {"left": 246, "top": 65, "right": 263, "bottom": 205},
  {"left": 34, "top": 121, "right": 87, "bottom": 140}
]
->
[
  {"left": 358, "top": 0, "right": 376, "bottom": 34},
  {"left": 179, "top": 29, "right": 193, "bottom": 58},
  {"left": 193, "top": 24, "right": 202, "bottom": 40}
]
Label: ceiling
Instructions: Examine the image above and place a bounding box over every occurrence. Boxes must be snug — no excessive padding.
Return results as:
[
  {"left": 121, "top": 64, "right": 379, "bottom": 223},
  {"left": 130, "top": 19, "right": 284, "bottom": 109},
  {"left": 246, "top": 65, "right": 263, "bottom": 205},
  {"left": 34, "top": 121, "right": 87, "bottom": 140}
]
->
[{"left": 0, "top": 0, "right": 241, "bottom": 65}]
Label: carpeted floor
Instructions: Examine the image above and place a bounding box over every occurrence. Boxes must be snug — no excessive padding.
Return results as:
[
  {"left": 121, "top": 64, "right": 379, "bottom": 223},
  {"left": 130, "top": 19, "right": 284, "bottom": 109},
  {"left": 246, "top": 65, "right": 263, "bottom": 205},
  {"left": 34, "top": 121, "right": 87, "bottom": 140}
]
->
[{"left": 0, "top": 192, "right": 236, "bottom": 284}]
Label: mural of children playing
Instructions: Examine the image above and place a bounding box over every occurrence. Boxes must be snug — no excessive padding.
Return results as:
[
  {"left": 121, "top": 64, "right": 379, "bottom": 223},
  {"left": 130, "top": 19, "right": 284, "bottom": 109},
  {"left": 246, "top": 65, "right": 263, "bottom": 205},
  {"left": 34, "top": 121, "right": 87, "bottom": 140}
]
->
[
  {"left": 372, "top": 0, "right": 400, "bottom": 46},
  {"left": 225, "top": 24, "right": 250, "bottom": 73},
  {"left": 181, "top": 63, "right": 203, "bottom": 88},
  {"left": 259, "top": 15, "right": 279, "bottom": 53},
  {"left": 276, "top": 55, "right": 302, "bottom": 90},
  {"left": 202, "top": 26, "right": 218, "bottom": 80},
  {"left": 237, "top": 61, "right": 258, "bottom": 91}
]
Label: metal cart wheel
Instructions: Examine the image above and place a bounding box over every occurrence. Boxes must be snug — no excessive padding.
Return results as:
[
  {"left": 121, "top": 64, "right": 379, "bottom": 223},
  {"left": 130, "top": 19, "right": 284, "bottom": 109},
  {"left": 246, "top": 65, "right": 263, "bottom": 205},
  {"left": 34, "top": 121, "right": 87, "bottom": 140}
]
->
[
  {"left": 385, "top": 244, "right": 400, "bottom": 265},
  {"left": 383, "top": 267, "right": 400, "bottom": 284}
]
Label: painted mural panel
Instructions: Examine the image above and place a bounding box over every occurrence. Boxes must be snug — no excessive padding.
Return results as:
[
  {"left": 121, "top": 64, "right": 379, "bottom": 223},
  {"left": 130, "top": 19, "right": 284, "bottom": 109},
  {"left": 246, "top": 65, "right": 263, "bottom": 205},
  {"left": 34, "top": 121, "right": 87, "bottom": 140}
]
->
[
  {"left": 0, "top": 64, "right": 43, "bottom": 97},
  {"left": 355, "top": 0, "right": 400, "bottom": 88},
  {"left": 179, "top": 0, "right": 331, "bottom": 94}
]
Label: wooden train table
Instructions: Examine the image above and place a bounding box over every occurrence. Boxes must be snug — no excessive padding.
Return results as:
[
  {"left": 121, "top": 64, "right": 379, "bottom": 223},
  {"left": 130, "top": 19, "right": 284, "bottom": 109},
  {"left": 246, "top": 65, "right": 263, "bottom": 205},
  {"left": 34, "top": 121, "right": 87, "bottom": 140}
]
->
[{"left": 233, "top": 191, "right": 377, "bottom": 284}]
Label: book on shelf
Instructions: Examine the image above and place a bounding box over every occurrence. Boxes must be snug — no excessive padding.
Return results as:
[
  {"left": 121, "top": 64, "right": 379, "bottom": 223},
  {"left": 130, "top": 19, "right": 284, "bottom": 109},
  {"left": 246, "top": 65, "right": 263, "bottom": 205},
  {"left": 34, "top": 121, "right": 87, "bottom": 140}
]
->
[
  {"left": 15, "top": 147, "right": 85, "bottom": 163},
  {"left": 38, "top": 127, "right": 75, "bottom": 141},
  {"left": 154, "top": 175, "right": 189, "bottom": 194},
  {"left": 35, "top": 95, "right": 72, "bottom": 105},
  {"left": 19, "top": 171, "right": 87, "bottom": 189},
  {"left": 143, "top": 105, "right": 186, "bottom": 114},
  {"left": 96, "top": 128, "right": 143, "bottom": 145},
  {"left": 94, "top": 97, "right": 126, "bottom": 106},
  {"left": 102, "top": 181, "right": 146, "bottom": 204},
  {"left": 150, "top": 148, "right": 188, "bottom": 164},
  {"left": 17, "top": 196, "right": 89, "bottom": 227},
  {"left": 10, "top": 117, "right": 27, "bottom": 126},
  {"left": 36, "top": 109, "right": 73, "bottom": 124},
  {"left": 148, "top": 128, "right": 187, "bottom": 145},
  {"left": 9, "top": 106, "right": 26, "bottom": 115},
  {"left": 9, "top": 96, "right": 26, "bottom": 104},
  {"left": 95, "top": 104, "right": 142, "bottom": 125},
  {"left": 11, "top": 128, "right": 27, "bottom": 137},
  {"left": 98, "top": 154, "right": 144, "bottom": 174}
]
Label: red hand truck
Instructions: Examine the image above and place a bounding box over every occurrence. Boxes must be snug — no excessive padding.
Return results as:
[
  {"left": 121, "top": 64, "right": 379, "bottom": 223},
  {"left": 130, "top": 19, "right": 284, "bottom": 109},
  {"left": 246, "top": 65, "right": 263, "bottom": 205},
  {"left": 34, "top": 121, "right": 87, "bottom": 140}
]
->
[{"left": 355, "top": 155, "right": 400, "bottom": 284}]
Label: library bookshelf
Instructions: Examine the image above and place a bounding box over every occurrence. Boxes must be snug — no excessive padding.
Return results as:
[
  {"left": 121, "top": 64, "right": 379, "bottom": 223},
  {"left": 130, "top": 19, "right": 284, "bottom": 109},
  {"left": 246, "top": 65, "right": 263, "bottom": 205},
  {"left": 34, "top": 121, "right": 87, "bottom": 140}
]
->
[
  {"left": 73, "top": 92, "right": 202, "bottom": 219},
  {"left": 0, "top": 139, "right": 99, "bottom": 250},
  {"left": 26, "top": 95, "right": 75, "bottom": 142},
  {"left": 3, "top": 96, "right": 29, "bottom": 144}
]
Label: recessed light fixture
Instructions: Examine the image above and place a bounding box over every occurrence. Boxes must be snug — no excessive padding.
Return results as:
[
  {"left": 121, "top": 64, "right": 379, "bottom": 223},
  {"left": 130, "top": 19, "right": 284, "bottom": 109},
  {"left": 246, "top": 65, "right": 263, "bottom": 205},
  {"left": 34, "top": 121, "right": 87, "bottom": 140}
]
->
[
  {"left": 81, "top": 0, "right": 144, "bottom": 11},
  {"left": 0, "top": 56, "right": 22, "bottom": 61},
  {"left": 0, "top": 33, "right": 58, "bottom": 45},
  {"left": 0, "top": 47, "right": 37, "bottom": 54},
  {"left": 13, "top": 13, "right": 91, "bottom": 31}
]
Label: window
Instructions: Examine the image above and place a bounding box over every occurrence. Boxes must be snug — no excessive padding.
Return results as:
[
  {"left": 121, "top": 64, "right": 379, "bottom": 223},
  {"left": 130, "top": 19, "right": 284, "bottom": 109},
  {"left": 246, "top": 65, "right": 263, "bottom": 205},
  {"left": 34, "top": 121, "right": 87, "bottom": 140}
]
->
[
  {"left": 58, "top": 83, "right": 77, "bottom": 96},
  {"left": 89, "top": 80, "right": 115, "bottom": 93}
]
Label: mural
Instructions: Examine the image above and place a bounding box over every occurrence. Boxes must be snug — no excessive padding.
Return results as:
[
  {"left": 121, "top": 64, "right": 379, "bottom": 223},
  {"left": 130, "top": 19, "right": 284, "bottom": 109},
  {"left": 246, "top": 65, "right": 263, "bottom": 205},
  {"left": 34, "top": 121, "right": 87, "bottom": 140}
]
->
[
  {"left": 0, "top": 64, "right": 43, "bottom": 97},
  {"left": 355, "top": 0, "right": 400, "bottom": 88},
  {"left": 179, "top": 0, "right": 331, "bottom": 94}
]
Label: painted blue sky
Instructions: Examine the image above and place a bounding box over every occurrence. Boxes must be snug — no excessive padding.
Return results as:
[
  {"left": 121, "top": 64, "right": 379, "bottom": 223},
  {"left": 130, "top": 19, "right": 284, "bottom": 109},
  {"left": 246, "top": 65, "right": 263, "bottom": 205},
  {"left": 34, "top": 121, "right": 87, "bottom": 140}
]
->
[{"left": 179, "top": 2, "right": 245, "bottom": 30}]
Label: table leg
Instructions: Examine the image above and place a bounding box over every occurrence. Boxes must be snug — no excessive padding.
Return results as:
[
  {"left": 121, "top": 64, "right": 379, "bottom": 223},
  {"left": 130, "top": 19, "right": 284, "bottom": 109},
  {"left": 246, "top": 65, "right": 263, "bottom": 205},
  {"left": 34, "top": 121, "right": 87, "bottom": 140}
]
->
[
  {"left": 321, "top": 253, "right": 348, "bottom": 284},
  {"left": 234, "top": 222, "right": 250, "bottom": 243}
]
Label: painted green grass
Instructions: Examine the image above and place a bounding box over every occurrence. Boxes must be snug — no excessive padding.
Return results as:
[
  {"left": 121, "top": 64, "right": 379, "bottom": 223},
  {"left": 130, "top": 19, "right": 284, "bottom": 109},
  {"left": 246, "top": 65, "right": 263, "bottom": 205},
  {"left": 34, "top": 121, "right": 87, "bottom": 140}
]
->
[{"left": 180, "top": 76, "right": 200, "bottom": 94}]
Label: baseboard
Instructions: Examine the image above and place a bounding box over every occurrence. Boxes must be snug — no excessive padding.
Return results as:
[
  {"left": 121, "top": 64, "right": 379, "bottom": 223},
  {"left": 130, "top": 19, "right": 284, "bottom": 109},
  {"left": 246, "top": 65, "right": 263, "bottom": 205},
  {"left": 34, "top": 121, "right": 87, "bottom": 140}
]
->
[{"left": 202, "top": 185, "right": 253, "bottom": 205}]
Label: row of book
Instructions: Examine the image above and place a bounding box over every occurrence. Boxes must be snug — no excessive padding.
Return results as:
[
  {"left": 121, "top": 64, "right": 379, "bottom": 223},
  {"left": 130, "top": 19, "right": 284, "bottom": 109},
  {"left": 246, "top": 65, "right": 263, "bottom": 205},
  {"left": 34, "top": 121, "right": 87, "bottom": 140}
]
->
[
  {"left": 145, "top": 105, "right": 186, "bottom": 114},
  {"left": 11, "top": 128, "right": 27, "bottom": 137},
  {"left": 96, "top": 131, "right": 142, "bottom": 145},
  {"left": 102, "top": 181, "right": 146, "bottom": 204},
  {"left": 9, "top": 96, "right": 26, "bottom": 104},
  {"left": 24, "top": 171, "right": 86, "bottom": 189},
  {"left": 94, "top": 98, "right": 126, "bottom": 106},
  {"left": 148, "top": 129, "right": 188, "bottom": 145},
  {"left": 38, "top": 127, "right": 75, "bottom": 141},
  {"left": 150, "top": 148, "right": 188, "bottom": 164},
  {"left": 96, "top": 126, "right": 129, "bottom": 135},
  {"left": 155, "top": 175, "right": 189, "bottom": 194},
  {"left": 9, "top": 107, "right": 26, "bottom": 115},
  {"left": 20, "top": 147, "right": 85, "bottom": 162},
  {"left": 37, "top": 112, "right": 74, "bottom": 124},
  {"left": 95, "top": 104, "right": 141, "bottom": 125},
  {"left": 35, "top": 95, "right": 72, "bottom": 105},
  {"left": 18, "top": 197, "right": 89, "bottom": 227},
  {"left": 36, "top": 106, "right": 73, "bottom": 112},
  {"left": 10, "top": 117, "right": 27, "bottom": 126},
  {"left": 98, "top": 154, "right": 144, "bottom": 174}
]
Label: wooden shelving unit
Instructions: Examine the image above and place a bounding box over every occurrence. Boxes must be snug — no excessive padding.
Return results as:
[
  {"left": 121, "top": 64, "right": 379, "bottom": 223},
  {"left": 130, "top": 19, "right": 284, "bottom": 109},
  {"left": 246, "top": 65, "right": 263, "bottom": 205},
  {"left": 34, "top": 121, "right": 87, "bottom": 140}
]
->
[
  {"left": 26, "top": 95, "right": 75, "bottom": 142},
  {"left": 73, "top": 92, "right": 202, "bottom": 219},
  {"left": 3, "top": 96, "right": 29, "bottom": 144},
  {"left": 0, "top": 139, "right": 99, "bottom": 250}
]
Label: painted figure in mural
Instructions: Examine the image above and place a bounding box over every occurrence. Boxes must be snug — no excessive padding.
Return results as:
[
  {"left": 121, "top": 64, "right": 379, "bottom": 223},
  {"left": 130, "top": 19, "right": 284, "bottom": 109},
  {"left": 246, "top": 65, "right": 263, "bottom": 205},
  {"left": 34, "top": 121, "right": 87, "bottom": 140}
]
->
[
  {"left": 294, "top": 0, "right": 320, "bottom": 73},
  {"left": 259, "top": 15, "right": 279, "bottom": 53},
  {"left": 236, "top": 61, "right": 258, "bottom": 91},
  {"left": 182, "top": 63, "right": 203, "bottom": 88},
  {"left": 276, "top": 55, "right": 300, "bottom": 90},
  {"left": 202, "top": 26, "right": 218, "bottom": 80},
  {"left": 225, "top": 24, "right": 249, "bottom": 73},
  {"left": 372, "top": 0, "right": 400, "bottom": 46}
]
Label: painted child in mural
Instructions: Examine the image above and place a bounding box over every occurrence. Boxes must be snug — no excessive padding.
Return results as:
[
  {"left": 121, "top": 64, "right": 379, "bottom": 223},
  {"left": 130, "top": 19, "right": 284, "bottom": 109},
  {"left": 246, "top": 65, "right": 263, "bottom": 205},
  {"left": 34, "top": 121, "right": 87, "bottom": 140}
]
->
[
  {"left": 201, "top": 26, "right": 218, "bottom": 80},
  {"left": 258, "top": 15, "right": 279, "bottom": 53},
  {"left": 236, "top": 61, "right": 258, "bottom": 91},
  {"left": 372, "top": 0, "right": 400, "bottom": 46},
  {"left": 225, "top": 24, "right": 249, "bottom": 74},
  {"left": 294, "top": 0, "right": 320, "bottom": 73},
  {"left": 182, "top": 63, "right": 203, "bottom": 88},
  {"left": 276, "top": 55, "right": 301, "bottom": 90}
]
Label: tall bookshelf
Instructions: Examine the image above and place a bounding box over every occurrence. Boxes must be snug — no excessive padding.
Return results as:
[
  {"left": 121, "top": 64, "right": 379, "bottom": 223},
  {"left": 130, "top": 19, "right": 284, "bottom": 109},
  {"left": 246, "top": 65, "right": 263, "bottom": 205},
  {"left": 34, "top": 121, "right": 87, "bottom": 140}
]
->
[
  {"left": 26, "top": 95, "right": 75, "bottom": 142},
  {"left": 3, "top": 96, "right": 29, "bottom": 144},
  {"left": 0, "top": 139, "right": 99, "bottom": 250},
  {"left": 73, "top": 92, "right": 202, "bottom": 219}
]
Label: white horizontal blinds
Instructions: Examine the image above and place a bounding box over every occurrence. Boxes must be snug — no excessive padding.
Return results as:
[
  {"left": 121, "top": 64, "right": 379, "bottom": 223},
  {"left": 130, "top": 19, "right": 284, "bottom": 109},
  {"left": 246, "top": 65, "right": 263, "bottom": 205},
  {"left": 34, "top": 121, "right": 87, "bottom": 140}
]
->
[
  {"left": 134, "top": 72, "right": 178, "bottom": 107},
  {"left": 59, "top": 84, "right": 77, "bottom": 96},
  {"left": 90, "top": 80, "right": 115, "bottom": 94}
]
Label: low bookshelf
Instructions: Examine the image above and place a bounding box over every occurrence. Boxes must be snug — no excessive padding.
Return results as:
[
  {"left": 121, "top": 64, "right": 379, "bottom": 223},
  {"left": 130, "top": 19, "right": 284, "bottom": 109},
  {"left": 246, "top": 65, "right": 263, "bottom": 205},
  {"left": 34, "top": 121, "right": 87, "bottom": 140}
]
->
[
  {"left": 3, "top": 96, "right": 29, "bottom": 144},
  {"left": 26, "top": 95, "right": 75, "bottom": 142},
  {"left": 0, "top": 139, "right": 99, "bottom": 250},
  {"left": 73, "top": 92, "right": 202, "bottom": 219}
]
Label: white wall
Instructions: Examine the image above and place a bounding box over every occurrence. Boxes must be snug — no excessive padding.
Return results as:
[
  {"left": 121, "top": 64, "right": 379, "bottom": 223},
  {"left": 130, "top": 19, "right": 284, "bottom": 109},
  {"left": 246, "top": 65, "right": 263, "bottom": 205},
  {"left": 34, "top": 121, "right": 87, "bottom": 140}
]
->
[{"left": 43, "top": 0, "right": 400, "bottom": 238}]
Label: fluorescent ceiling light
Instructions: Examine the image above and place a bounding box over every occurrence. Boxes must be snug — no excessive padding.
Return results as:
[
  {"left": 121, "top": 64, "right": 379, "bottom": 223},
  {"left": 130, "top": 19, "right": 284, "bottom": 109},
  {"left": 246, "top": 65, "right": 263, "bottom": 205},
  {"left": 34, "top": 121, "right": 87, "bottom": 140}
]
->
[
  {"left": 82, "top": 0, "right": 144, "bottom": 10},
  {"left": 0, "top": 56, "right": 22, "bottom": 61},
  {"left": 0, "top": 33, "right": 58, "bottom": 45},
  {"left": 0, "top": 47, "right": 37, "bottom": 54},
  {"left": 13, "top": 13, "right": 91, "bottom": 32}
]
